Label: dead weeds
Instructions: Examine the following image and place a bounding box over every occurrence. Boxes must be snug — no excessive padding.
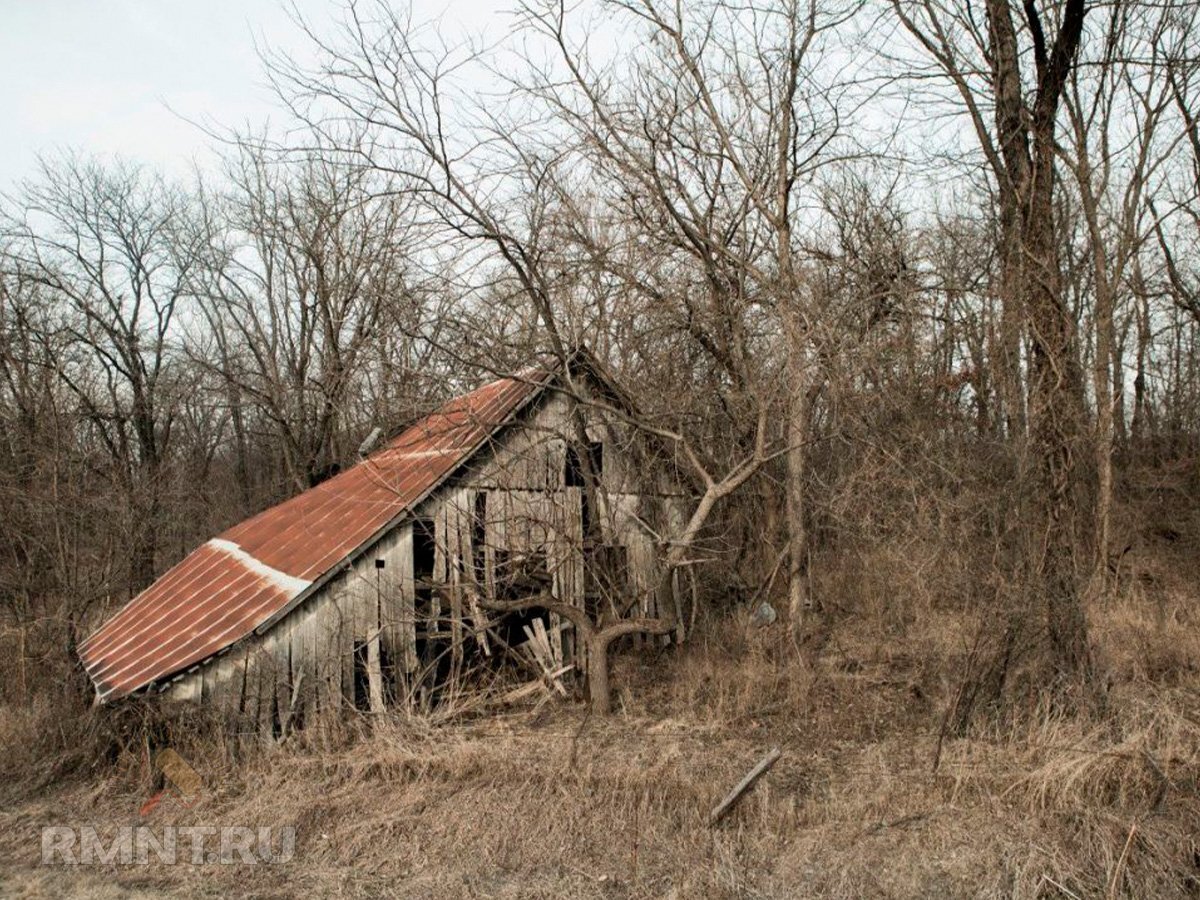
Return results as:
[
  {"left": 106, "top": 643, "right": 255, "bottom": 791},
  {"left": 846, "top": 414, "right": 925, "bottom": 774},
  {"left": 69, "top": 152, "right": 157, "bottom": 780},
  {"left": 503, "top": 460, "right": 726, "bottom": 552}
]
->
[{"left": 3, "top": 494, "right": 1200, "bottom": 898}]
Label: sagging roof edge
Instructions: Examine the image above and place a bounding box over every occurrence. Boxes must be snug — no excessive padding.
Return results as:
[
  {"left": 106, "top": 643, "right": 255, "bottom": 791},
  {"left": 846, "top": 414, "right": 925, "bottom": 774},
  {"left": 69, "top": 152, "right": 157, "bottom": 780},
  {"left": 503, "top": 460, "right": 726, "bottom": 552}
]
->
[{"left": 135, "top": 366, "right": 561, "bottom": 698}]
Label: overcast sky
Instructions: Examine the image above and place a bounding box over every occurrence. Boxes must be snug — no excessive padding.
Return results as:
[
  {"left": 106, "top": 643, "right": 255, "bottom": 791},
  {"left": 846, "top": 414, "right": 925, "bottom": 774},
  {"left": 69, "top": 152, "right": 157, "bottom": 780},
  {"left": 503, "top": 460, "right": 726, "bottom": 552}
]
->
[{"left": 0, "top": 0, "right": 505, "bottom": 190}]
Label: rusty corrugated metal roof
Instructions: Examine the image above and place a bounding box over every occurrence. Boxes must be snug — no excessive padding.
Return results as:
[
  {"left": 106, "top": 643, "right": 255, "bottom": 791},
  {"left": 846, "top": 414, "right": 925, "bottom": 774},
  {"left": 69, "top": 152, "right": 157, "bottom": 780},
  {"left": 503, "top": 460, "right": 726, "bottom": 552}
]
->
[{"left": 79, "top": 367, "right": 552, "bottom": 701}]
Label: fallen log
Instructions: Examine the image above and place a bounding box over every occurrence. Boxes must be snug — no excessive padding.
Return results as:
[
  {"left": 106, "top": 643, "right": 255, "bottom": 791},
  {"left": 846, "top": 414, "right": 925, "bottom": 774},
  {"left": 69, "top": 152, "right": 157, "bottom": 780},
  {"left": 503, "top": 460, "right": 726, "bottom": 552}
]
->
[{"left": 709, "top": 747, "right": 782, "bottom": 825}]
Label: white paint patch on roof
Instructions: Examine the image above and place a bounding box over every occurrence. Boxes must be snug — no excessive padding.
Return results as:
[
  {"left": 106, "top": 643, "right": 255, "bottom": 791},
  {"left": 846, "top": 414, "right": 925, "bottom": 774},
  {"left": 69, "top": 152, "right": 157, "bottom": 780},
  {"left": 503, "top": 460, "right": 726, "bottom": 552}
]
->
[{"left": 208, "top": 539, "right": 312, "bottom": 596}]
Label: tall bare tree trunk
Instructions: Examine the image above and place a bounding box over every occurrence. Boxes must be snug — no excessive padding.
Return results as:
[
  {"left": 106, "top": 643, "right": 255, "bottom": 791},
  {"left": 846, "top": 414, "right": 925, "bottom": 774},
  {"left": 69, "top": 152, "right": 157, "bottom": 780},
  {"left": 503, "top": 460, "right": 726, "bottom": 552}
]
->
[
  {"left": 1091, "top": 263, "right": 1116, "bottom": 599},
  {"left": 995, "top": 229, "right": 1028, "bottom": 441},
  {"left": 1130, "top": 275, "right": 1151, "bottom": 445},
  {"left": 1023, "top": 148, "right": 1093, "bottom": 682},
  {"left": 785, "top": 324, "right": 812, "bottom": 634},
  {"left": 944, "top": 0, "right": 1096, "bottom": 726}
]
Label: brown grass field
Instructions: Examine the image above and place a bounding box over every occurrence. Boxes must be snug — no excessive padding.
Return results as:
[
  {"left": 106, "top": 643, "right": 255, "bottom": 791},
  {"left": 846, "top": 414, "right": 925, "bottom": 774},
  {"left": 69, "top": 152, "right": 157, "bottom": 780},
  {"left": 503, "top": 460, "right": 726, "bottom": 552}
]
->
[{"left": 2, "top": 487, "right": 1199, "bottom": 899}]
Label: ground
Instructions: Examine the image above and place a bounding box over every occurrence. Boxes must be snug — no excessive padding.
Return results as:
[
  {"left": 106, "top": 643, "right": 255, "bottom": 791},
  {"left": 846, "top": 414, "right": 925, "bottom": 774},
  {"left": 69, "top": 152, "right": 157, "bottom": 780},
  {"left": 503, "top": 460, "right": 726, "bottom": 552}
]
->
[
  {"left": 3, "top": 479, "right": 1199, "bottom": 898},
  {"left": 2, "top": 604, "right": 1199, "bottom": 899}
]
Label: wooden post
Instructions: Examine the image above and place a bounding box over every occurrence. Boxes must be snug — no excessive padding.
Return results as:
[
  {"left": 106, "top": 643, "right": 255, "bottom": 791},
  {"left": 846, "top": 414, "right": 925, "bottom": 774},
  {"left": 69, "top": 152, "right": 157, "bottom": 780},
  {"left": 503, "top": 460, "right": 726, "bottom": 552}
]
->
[{"left": 367, "top": 634, "right": 384, "bottom": 714}]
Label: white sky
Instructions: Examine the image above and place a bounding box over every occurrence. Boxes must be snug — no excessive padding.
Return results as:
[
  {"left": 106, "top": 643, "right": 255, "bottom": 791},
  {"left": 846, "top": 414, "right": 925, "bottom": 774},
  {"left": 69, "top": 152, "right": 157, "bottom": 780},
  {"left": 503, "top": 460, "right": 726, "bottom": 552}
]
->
[{"left": 0, "top": 0, "right": 507, "bottom": 190}]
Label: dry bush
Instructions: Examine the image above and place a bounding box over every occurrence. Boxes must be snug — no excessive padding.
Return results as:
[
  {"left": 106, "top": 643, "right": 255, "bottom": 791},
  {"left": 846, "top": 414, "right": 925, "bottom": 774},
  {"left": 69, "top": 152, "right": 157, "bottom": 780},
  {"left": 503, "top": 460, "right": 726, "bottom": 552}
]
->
[
  {"left": 644, "top": 620, "right": 816, "bottom": 728},
  {"left": 1098, "top": 584, "right": 1200, "bottom": 685},
  {"left": 0, "top": 693, "right": 235, "bottom": 805}
]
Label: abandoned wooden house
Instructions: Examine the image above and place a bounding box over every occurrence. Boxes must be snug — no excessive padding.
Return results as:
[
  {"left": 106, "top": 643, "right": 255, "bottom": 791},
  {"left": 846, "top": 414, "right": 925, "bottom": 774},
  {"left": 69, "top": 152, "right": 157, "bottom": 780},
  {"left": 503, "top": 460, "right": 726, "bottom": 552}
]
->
[{"left": 78, "top": 354, "right": 687, "bottom": 731}]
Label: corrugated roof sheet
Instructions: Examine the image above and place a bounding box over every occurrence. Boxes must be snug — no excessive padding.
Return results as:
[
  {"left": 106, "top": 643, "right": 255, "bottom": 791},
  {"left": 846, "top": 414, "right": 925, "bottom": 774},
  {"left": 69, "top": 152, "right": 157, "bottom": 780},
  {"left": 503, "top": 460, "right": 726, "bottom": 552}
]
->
[{"left": 79, "top": 368, "right": 551, "bottom": 701}]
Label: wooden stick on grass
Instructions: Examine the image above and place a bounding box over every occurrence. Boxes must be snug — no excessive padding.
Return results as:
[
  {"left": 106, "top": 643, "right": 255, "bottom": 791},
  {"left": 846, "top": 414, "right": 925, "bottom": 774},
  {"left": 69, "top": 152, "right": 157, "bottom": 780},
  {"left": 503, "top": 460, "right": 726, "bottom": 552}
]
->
[{"left": 709, "top": 747, "right": 782, "bottom": 825}]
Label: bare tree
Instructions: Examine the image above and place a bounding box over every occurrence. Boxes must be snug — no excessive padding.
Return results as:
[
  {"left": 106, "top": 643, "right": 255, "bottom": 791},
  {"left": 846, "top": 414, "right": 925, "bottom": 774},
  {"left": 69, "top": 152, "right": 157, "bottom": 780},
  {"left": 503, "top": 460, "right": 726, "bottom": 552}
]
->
[
  {"left": 2, "top": 156, "right": 202, "bottom": 593},
  {"left": 889, "top": 0, "right": 1099, "bottom": 713},
  {"left": 193, "top": 145, "right": 427, "bottom": 495},
  {"left": 507, "top": 0, "right": 862, "bottom": 638},
  {"left": 260, "top": 0, "right": 852, "bottom": 709},
  {"left": 1060, "top": 0, "right": 1186, "bottom": 592},
  {"left": 1147, "top": 10, "right": 1200, "bottom": 330}
]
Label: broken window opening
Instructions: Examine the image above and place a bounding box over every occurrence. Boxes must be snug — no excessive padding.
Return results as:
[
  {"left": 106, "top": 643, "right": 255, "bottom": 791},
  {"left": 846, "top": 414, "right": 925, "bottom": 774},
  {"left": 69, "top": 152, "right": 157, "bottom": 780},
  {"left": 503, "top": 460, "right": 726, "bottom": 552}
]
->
[
  {"left": 413, "top": 518, "right": 436, "bottom": 587},
  {"left": 492, "top": 605, "right": 552, "bottom": 650},
  {"left": 471, "top": 491, "right": 487, "bottom": 587},
  {"left": 565, "top": 440, "right": 603, "bottom": 487},
  {"left": 566, "top": 441, "right": 603, "bottom": 539},
  {"left": 351, "top": 640, "right": 371, "bottom": 712},
  {"left": 412, "top": 515, "right": 436, "bottom": 629}
]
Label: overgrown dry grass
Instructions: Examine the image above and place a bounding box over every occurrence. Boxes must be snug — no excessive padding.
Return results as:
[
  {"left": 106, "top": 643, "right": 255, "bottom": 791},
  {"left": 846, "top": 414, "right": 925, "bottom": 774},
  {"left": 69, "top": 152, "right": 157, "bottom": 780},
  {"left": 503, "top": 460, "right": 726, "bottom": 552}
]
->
[{"left": 2, "top": 480, "right": 1199, "bottom": 898}]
